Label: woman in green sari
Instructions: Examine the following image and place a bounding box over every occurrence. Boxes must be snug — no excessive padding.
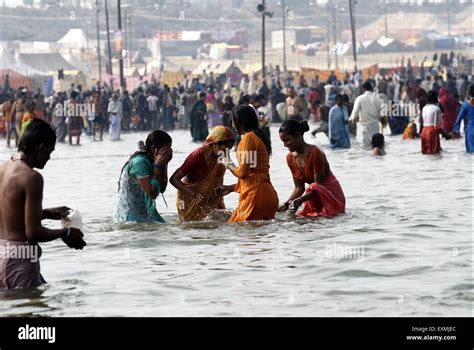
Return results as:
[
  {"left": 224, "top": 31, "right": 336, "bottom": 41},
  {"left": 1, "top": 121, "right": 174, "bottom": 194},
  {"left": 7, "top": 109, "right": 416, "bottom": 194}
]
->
[{"left": 114, "top": 130, "right": 173, "bottom": 223}]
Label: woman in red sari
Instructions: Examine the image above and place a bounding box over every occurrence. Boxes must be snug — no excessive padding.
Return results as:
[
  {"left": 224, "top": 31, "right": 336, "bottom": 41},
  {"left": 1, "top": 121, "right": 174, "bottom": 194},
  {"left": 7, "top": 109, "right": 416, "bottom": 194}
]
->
[
  {"left": 439, "top": 88, "right": 460, "bottom": 134},
  {"left": 278, "top": 120, "right": 345, "bottom": 217}
]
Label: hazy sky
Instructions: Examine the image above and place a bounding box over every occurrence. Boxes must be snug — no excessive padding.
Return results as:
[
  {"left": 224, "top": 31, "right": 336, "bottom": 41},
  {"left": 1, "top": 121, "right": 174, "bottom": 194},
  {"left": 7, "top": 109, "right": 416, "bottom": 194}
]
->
[{"left": 3, "top": 0, "right": 24, "bottom": 7}]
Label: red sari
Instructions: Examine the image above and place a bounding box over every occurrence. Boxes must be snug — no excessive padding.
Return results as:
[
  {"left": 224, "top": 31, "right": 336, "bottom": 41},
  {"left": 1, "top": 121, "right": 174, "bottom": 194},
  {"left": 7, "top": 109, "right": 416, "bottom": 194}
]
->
[
  {"left": 439, "top": 88, "right": 459, "bottom": 133},
  {"left": 287, "top": 145, "right": 345, "bottom": 217}
]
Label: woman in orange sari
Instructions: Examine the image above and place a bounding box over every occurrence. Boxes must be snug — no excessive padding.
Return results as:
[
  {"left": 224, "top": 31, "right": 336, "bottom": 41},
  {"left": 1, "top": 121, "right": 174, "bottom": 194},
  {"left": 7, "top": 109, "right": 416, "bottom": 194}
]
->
[
  {"left": 278, "top": 120, "right": 345, "bottom": 217},
  {"left": 217, "top": 105, "right": 279, "bottom": 222},
  {"left": 170, "top": 126, "right": 235, "bottom": 221}
]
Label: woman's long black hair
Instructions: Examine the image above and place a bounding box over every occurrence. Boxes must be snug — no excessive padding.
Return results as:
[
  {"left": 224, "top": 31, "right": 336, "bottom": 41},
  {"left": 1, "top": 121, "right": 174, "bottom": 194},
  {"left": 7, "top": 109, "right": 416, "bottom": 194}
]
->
[
  {"left": 231, "top": 105, "right": 272, "bottom": 155},
  {"left": 118, "top": 130, "right": 172, "bottom": 192}
]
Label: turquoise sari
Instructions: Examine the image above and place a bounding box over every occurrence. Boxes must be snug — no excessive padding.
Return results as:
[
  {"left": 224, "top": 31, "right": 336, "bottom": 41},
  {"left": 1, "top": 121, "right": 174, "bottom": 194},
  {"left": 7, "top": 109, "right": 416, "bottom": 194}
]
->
[{"left": 114, "top": 153, "right": 165, "bottom": 223}]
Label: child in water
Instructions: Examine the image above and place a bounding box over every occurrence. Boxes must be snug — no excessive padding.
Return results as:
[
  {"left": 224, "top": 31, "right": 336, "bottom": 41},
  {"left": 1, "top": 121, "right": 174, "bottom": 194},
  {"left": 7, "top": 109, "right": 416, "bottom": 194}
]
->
[{"left": 372, "top": 133, "right": 386, "bottom": 156}]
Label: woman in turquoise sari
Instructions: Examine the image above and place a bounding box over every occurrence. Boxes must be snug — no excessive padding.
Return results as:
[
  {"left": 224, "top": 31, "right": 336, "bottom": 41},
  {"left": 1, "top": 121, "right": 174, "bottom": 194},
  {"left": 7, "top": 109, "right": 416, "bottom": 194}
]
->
[{"left": 114, "top": 130, "right": 173, "bottom": 223}]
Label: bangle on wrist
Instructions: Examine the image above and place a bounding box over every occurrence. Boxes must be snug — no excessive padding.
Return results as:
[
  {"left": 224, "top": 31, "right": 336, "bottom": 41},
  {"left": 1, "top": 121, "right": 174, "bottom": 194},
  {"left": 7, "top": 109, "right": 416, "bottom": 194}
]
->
[{"left": 153, "top": 163, "right": 165, "bottom": 170}]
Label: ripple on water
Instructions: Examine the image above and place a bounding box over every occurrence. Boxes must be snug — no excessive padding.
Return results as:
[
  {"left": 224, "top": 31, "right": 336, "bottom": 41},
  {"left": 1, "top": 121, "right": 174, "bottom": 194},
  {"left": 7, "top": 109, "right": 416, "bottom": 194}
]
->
[{"left": 332, "top": 266, "right": 432, "bottom": 278}]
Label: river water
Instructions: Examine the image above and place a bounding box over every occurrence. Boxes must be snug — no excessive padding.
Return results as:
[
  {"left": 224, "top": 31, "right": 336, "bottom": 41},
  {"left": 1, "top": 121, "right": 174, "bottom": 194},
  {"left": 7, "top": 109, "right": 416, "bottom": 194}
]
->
[{"left": 0, "top": 125, "right": 472, "bottom": 316}]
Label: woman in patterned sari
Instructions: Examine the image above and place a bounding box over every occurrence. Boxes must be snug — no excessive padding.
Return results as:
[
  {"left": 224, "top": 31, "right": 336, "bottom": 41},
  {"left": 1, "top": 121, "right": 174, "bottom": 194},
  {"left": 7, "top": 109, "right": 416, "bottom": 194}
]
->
[
  {"left": 170, "top": 126, "right": 235, "bottom": 221},
  {"left": 114, "top": 130, "right": 173, "bottom": 223}
]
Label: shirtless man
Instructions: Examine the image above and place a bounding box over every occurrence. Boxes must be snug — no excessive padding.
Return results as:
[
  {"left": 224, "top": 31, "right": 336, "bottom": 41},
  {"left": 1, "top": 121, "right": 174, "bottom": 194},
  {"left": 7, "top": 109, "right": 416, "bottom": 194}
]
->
[
  {"left": 2, "top": 95, "right": 18, "bottom": 148},
  {"left": 0, "top": 119, "right": 86, "bottom": 290},
  {"left": 286, "top": 86, "right": 305, "bottom": 121},
  {"left": 12, "top": 93, "right": 27, "bottom": 137}
]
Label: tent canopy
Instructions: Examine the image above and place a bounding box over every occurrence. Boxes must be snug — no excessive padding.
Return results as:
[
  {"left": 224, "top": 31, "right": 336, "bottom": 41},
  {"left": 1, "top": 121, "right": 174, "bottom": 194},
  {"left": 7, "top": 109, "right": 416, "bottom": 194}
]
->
[
  {"left": 192, "top": 60, "right": 240, "bottom": 76},
  {"left": 19, "top": 53, "right": 79, "bottom": 75},
  {"left": 57, "top": 29, "right": 89, "bottom": 49},
  {"left": 0, "top": 47, "right": 44, "bottom": 77}
]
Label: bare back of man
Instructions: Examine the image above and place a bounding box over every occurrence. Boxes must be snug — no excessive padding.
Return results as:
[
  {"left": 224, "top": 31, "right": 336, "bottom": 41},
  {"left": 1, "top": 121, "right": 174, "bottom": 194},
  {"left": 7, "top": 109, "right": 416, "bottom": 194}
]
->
[
  {"left": 0, "top": 119, "right": 86, "bottom": 291},
  {"left": 0, "top": 159, "right": 34, "bottom": 242}
]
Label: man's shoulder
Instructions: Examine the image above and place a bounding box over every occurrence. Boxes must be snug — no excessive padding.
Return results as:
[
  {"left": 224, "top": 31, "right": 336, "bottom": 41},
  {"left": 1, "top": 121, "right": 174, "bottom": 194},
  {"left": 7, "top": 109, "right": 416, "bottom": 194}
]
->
[
  {"left": 22, "top": 167, "right": 43, "bottom": 184},
  {"left": 1, "top": 162, "right": 42, "bottom": 187}
]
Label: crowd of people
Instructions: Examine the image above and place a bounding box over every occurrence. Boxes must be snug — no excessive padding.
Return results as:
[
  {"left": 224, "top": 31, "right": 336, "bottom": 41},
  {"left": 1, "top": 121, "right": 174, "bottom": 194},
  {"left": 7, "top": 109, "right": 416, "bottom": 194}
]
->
[{"left": 1, "top": 62, "right": 473, "bottom": 155}]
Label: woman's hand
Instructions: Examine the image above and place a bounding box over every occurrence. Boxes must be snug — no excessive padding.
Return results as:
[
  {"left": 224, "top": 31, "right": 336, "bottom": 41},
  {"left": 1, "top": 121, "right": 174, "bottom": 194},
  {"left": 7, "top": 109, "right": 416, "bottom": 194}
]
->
[
  {"left": 154, "top": 148, "right": 173, "bottom": 165},
  {"left": 288, "top": 198, "right": 303, "bottom": 212},
  {"left": 192, "top": 191, "right": 206, "bottom": 204},
  {"left": 214, "top": 185, "right": 233, "bottom": 197},
  {"left": 278, "top": 203, "right": 289, "bottom": 213},
  {"left": 450, "top": 132, "right": 461, "bottom": 139}
]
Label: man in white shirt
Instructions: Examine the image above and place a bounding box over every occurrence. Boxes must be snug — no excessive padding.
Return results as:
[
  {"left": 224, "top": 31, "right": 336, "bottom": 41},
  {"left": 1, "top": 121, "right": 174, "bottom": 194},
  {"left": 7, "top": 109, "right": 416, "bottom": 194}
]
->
[
  {"left": 146, "top": 91, "right": 159, "bottom": 129},
  {"left": 421, "top": 76, "right": 432, "bottom": 93},
  {"left": 349, "top": 81, "right": 383, "bottom": 147}
]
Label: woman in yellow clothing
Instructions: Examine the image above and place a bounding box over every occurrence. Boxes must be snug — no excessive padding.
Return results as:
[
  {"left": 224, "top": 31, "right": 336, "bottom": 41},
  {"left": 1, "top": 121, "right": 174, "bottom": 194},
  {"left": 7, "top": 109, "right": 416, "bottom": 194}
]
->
[
  {"left": 217, "top": 105, "right": 279, "bottom": 222},
  {"left": 170, "top": 126, "right": 235, "bottom": 221},
  {"left": 20, "top": 101, "right": 37, "bottom": 136}
]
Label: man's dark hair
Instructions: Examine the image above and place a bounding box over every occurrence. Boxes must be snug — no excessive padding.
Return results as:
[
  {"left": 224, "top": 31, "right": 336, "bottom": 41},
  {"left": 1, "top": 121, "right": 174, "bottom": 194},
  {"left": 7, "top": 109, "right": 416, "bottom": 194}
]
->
[
  {"left": 251, "top": 94, "right": 265, "bottom": 104},
  {"left": 18, "top": 119, "right": 56, "bottom": 154},
  {"left": 362, "top": 81, "right": 373, "bottom": 92},
  {"left": 427, "top": 91, "right": 438, "bottom": 104},
  {"left": 371, "top": 133, "right": 385, "bottom": 148},
  {"left": 335, "top": 94, "right": 345, "bottom": 102},
  {"left": 468, "top": 84, "right": 474, "bottom": 98}
]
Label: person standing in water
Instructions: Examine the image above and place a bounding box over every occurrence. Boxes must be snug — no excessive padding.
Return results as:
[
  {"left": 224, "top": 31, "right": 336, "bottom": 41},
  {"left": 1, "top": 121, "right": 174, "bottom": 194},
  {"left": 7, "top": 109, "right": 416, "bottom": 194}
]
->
[
  {"left": 189, "top": 92, "right": 209, "bottom": 142},
  {"left": 3, "top": 95, "right": 18, "bottom": 148},
  {"left": 278, "top": 120, "right": 345, "bottom": 217},
  {"left": 328, "top": 94, "right": 351, "bottom": 149},
  {"left": 170, "top": 126, "right": 235, "bottom": 221},
  {"left": 0, "top": 119, "right": 86, "bottom": 290},
  {"left": 452, "top": 84, "right": 474, "bottom": 153},
  {"left": 349, "top": 81, "right": 383, "bottom": 148},
  {"left": 67, "top": 91, "right": 83, "bottom": 146},
  {"left": 20, "top": 101, "right": 37, "bottom": 136},
  {"left": 421, "top": 91, "right": 442, "bottom": 155},
  {"left": 371, "top": 133, "right": 386, "bottom": 156},
  {"left": 12, "top": 93, "right": 27, "bottom": 137},
  {"left": 217, "top": 105, "right": 279, "bottom": 222},
  {"left": 114, "top": 130, "right": 173, "bottom": 223},
  {"left": 108, "top": 93, "right": 123, "bottom": 141}
]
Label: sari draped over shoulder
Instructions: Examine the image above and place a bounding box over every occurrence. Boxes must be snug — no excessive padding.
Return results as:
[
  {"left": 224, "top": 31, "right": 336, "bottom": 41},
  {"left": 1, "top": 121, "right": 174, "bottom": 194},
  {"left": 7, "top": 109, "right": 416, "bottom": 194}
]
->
[
  {"left": 114, "top": 153, "right": 165, "bottom": 223},
  {"left": 287, "top": 145, "right": 345, "bottom": 218},
  {"left": 228, "top": 131, "right": 278, "bottom": 222},
  {"left": 176, "top": 147, "right": 226, "bottom": 221}
]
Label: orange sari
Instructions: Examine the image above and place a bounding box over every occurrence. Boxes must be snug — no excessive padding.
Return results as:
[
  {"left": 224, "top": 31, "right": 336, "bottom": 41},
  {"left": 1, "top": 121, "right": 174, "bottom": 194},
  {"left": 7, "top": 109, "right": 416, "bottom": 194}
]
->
[
  {"left": 402, "top": 122, "right": 417, "bottom": 140},
  {"left": 228, "top": 132, "right": 278, "bottom": 222}
]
